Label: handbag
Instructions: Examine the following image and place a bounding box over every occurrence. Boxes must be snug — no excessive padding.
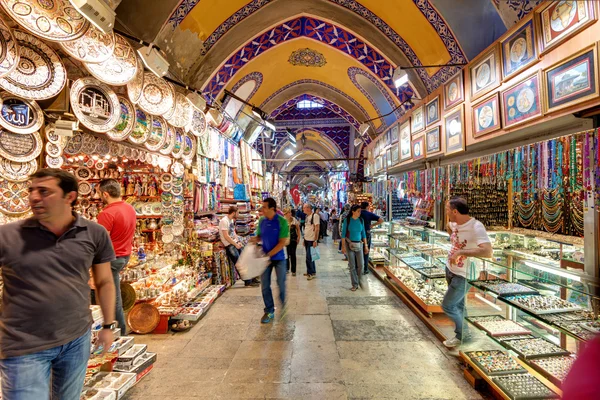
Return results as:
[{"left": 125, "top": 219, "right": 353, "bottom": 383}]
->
[
  {"left": 310, "top": 246, "right": 321, "bottom": 261},
  {"left": 349, "top": 241, "right": 362, "bottom": 252}
]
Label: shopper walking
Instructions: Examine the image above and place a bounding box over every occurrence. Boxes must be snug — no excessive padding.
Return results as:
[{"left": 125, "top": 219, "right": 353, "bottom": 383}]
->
[
  {"left": 442, "top": 197, "right": 492, "bottom": 348},
  {"left": 341, "top": 205, "right": 368, "bottom": 291},
  {"left": 338, "top": 203, "right": 351, "bottom": 255},
  {"left": 360, "top": 201, "right": 384, "bottom": 275},
  {"left": 98, "top": 179, "right": 137, "bottom": 335},
  {"left": 319, "top": 207, "right": 329, "bottom": 238},
  {"left": 297, "top": 208, "right": 306, "bottom": 233},
  {"left": 331, "top": 208, "right": 341, "bottom": 243},
  {"left": 0, "top": 169, "right": 116, "bottom": 400},
  {"left": 302, "top": 203, "right": 320, "bottom": 280},
  {"left": 253, "top": 198, "right": 290, "bottom": 324},
  {"left": 283, "top": 207, "right": 301, "bottom": 276},
  {"left": 220, "top": 206, "right": 258, "bottom": 287}
]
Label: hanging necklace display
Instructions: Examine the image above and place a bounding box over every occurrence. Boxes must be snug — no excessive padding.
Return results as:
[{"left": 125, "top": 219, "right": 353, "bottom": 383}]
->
[
  {"left": 171, "top": 127, "right": 184, "bottom": 159},
  {"left": 0, "top": 30, "right": 67, "bottom": 100},
  {"left": 159, "top": 123, "right": 176, "bottom": 155},
  {"left": 0, "top": 179, "right": 30, "bottom": 215},
  {"left": 187, "top": 106, "right": 207, "bottom": 137},
  {"left": 145, "top": 115, "right": 167, "bottom": 151},
  {"left": 45, "top": 154, "right": 63, "bottom": 168},
  {"left": 137, "top": 73, "right": 175, "bottom": 116},
  {"left": 64, "top": 131, "right": 83, "bottom": 155},
  {"left": 129, "top": 108, "right": 152, "bottom": 144},
  {"left": 126, "top": 54, "right": 144, "bottom": 104},
  {"left": 0, "top": 19, "right": 19, "bottom": 78},
  {"left": 59, "top": 24, "right": 115, "bottom": 63},
  {"left": 182, "top": 132, "right": 196, "bottom": 161},
  {"left": 0, "top": 91, "right": 44, "bottom": 134},
  {"left": 84, "top": 34, "right": 137, "bottom": 86},
  {"left": 167, "top": 92, "right": 193, "bottom": 128},
  {"left": 0, "top": 158, "right": 36, "bottom": 182},
  {"left": 70, "top": 77, "right": 120, "bottom": 132},
  {"left": 0, "top": 128, "right": 42, "bottom": 162},
  {"left": 0, "top": 0, "right": 89, "bottom": 42}
]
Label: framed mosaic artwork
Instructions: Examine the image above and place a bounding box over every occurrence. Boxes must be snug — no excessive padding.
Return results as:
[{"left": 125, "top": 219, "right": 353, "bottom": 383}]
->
[
  {"left": 411, "top": 105, "right": 425, "bottom": 135},
  {"left": 444, "top": 70, "right": 464, "bottom": 110},
  {"left": 425, "top": 96, "right": 440, "bottom": 126},
  {"left": 472, "top": 93, "right": 501, "bottom": 138},
  {"left": 444, "top": 105, "right": 465, "bottom": 155},
  {"left": 470, "top": 44, "right": 501, "bottom": 100},
  {"left": 538, "top": 1, "right": 596, "bottom": 52},
  {"left": 501, "top": 17, "right": 538, "bottom": 80},
  {"left": 425, "top": 126, "right": 442, "bottom": 156},
  {"left": 501, "top": 72, "right": 542, "bottom": 128},
  {"left": 412, "top": 135, "right": 425, "bottom": 161},
  {"left": 399, "top": 120, "right": 412, "bottom": 161}
]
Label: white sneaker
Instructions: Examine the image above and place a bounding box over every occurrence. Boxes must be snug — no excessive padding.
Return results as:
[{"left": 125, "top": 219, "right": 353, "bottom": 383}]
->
[{"left": 443, "top": 337, "right": 461, "bottom": 348}]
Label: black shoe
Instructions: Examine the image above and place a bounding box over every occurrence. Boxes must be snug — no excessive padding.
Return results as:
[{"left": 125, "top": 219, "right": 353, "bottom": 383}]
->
[
  {"left": 245, "top": 282, "right": 260, "bottom": 287},
  {"left": 364, "top": 270, "right": 369, "bottom": 275}
]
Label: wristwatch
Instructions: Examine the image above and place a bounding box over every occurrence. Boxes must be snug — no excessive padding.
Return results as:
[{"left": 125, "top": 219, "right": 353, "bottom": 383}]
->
[{"left": 102, "top": 322, "right": 117, "bottom": 330}]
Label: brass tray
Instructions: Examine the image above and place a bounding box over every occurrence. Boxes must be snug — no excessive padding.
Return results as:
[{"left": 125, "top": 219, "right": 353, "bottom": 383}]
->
[
  {"left": 70, "top": 77, "right": 120, "bottom": 133},
  {"left": 0, "top": 19, "right": 19, "bottom": 78},
  {"left": 120, "top": 282, "right": 136, "bottom": 312},
  {"left": 127, "top": 303, "right": 160, "bottom": 334},
  {"left": 137, "top": 73, "right": 175, "bottom": 116},
  {"left": 84, "top": 34, "right": 137, "bottom": 86},
  {"left": 59, "top": 24, "right": 115, "bottom": 64}
]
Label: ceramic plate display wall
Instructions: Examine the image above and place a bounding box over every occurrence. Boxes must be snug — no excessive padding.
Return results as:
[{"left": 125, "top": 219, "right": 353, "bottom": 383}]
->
[
  {"left": 107, "top": 96, "right": 135, "bottom": 141},
  {"left": 539, "top": 1, "right": 596, "bottom": 52},
  {"left": 45, "top": 155, "right": 63, "bottom": 168},
  {"left": 444, "top": 105, "right": 465, "bottom": 155},
  {"left": 412, "top": 135, "right": 425, "bottom": 161},
  {"left": 64, "top": 131, "right": 83, "bottom": 154},
  {"left": 45, "top": 141, "right": 62, "bottom": 157},
  {"left": 0, "top": 129, "right": 42, "bottom": 162},
  {"left": 473, "top": 93, "right": 501, "bottom": 138},
  {"left": 170, "top": 161, "right": 184, "bottom": 177},
  {"left": 167, "top": 92, "right": 193, "bottom": 128},
  {"left": 0, "top": 0, "right": 89, "bottom": 42},
  {"left": 0, "top": 92, "right": 43, "bottom": 134},
  {"left": 425, "top": 126, "right": 442, "bottom": 156},
  {"left": 399, "top": 120, "right": 411, "bottom": 162},
  {"left": 127, "top": 54, "right": 144, "bottom": 104},
  {"left": 443, "top": 70, "right": 464, "bottom": 110},
  {"left": 70, "top": 77, "right": 120, "bottom": 132},
  {"left": 137, "top": 73, "right": 175, "bottom": 116},
  {"left": 501, "top": 72, "right": 542, "bottom": 128},
  {"left": 84, "top": 34, "right": 137, "bottom": 86},
  {"left": 425, "top": 96, "right": 440, "bottom": 126},
  {"left": 501, "top": 17, "right": 538, "bottom": 80},
  {"left": 124, "top": 146, "right": 133, "bottom": 159},
  {"left": 145, "top": 116, "right": 167, "bottom": 151},
  {"left": 0, "top": 158, "right": 36, "bottom": 181},
  {"left": 470, "top": 44, "right": 501, "bottom": 100},
  {"left": 81, "top": 133, "right": 97, "bottom": 154},
  {"left": 96, "top": 137, "right": 110, "bottom": 156},
  {"left": 0, "top": 30, "right": 67, "bottom": 100},
  {"left": 543, "top": 45, "right": 598, "bottom": 113},
  {"left": 187, "top": 107, "right": 207, "bottom": 137},
  {"left": 171, "top": 127, "right": 184, "bottom": 159},
  {"left": 160, "top": 124, "right": 176, "bottom": 155},
  {"left": 59, "top": 25, "right": 115, "bottom": 63},
  {"left": 129, "top": 108, "right": 152, "bottom": 144},
  {"left": 0, "top": 180, "right": 30, "bottom": 215},
  {"left": 182, "top": 132, "right": 196, "bottom": 160},
  {"left": 0, "top": 19, "right": 19, "bottom": 78},
  {"left": 410, "top": 105, "right": 424, "bottom": 135}
]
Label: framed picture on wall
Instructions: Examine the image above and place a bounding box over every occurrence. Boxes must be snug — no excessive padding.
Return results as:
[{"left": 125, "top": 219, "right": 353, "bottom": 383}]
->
[
  {"left": 470, "top": 44, "right": 501, "bottom": 100},
  {"left": 391, "top": 145, "right": 399, "bottom": 164},
  {"left": 411, "top": 105, "right": 425, "bottom": 135},
  {"left": 444, "top": 70, "right": 464, "bottom": 110},
  {"left": 412, "top": 135, "right": 425, "bottom": 161},
  {"left": 543, "top": 45, "right": 598, "bottom": 113},
  {"left": 386, "top": 148, "right": 392, "bottom": 167},
  {"left": 501, "top": 16, "right": 537, "bottom": 80},
  {"left": 501, "top": 72, "right": 542, "bottom": 128},
  {"left": 444, "top": 105, "right": 465, "bottom": 155},
  {"left": 425, "top": 96, "right": 440, "bottom": 126},
  {"left": 390, "top": 123, "right": 399, "bottom": 144},
  {"left": 538, "top": 1, "right": 596, "bottom": 52},
  {"left": 375, "top": 156, "right": 381, "bottom": 172},
  {"left": 425, "top": 126, "right": 441, "bottom": 155},
  {"left": 382, "top": 152, "right": 387, "bottom": 170},
  {"left": 399, "top": 120, "right": 411, "bottom": 161},
  {"left": 472, "top": 93, "right": 501, "bottom": 138}
]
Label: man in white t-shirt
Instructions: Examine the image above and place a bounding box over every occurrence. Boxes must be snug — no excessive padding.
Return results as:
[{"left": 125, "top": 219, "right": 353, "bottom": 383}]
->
[
  {"left": 443, "top": 197, "right": 492, "bottom": 348},
  {"left": 220, "top": 206, "right": 258, "bottom": 287},
  {"left": 302, "top": 203, "right": 320, "bottom": 280}
]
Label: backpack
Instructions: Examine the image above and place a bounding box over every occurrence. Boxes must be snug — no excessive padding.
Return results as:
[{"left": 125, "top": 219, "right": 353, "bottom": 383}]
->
[{"left": 290, "top": 219, "right": 298, "bottom": 243}]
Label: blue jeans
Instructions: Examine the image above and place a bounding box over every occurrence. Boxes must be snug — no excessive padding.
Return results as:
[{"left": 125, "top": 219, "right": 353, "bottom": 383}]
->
[
  {"left": 261, "top": 259, "right": 287, "bottom": 314},
  {"left": 0, "top": 330, "right": 91, "bottom": 400},
  {"left": 363, "top": 231, "right": 372, "bottom": 273},
  {"left": 111, "top": 255, "right": 130, "bottom": 335},
  {"left": 304, "top": 241, "right": 316, "bottom": 275},
  {"left": 442, "top": 268, "right": 469, "bottom": 339}
]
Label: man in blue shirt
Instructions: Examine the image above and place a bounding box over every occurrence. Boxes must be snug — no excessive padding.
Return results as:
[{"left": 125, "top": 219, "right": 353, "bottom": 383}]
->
[
  {"left": 253, "top": 198, "right": 290, "bottom": 324},
  {"left": 360, "top": 201, "right": 384, "bottom": 275}
]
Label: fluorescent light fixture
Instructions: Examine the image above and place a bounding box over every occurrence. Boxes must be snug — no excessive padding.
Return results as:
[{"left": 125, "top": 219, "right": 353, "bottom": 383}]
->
[
  {"left": 69, "top": 0, "right": 115, "bottom": 33},
  {"left": 353, "top": 137, "right": 362, "bottom": 147},
  {"left": 393, "top": 67, "right": 409, "bottom": 88},
  {"left": 137, "top": 44, "right": 170, "bottom": 77},
  {"left": 252, "top": 107, "right": 264, "bottom": 120},
  {"left": 475, "top": 293, "right": 503, "bottom": 311},
  {"left": 186, "top": 91, "right": 206, "bottom": 111},
  {"left": 265, "top": 120, "right": 276, "bottom": 131},
  {"left": 522, "top": 260, "right": 581, "bottom": 282},
  {"left": 359, "top": 123, "right": 369, "bottom": 136},
  {"left": 285, "top": 148, "right": 294, "bottom": 156}
]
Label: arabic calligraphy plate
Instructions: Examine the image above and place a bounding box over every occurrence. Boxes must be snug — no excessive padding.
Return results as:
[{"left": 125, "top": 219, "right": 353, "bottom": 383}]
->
[
  {"left": 0, "top": 158, "right": 36, "bottom": 182},
  {"left": 95, "top": 160, "right": 105, "bottom": 170},
  {"left": 171, "top": 127, "right": 184, "bottom": 159},
  {"left": 75, "top": 166, "right": 92, "bottom": 180},
  {"left": 0, "top": 92, "right": 44, "bottom": 134},
  {"left": 187, "top": 106, "right": 207, "bottom": 137},
  {"left": 129, "top": 108, "right": 151, "bottom": 145},
  {"left": 145, "top": 115, "right": 167, "bottom": 151},
  {"left": 182, "top": 132, "right": 196, "bottom": 161},
  {"left": 107, "top": 96, "right": 135, "bottom": 141},
  {"left": 64, "top": 131, "right": 83, "bottom": 155},
  {"left": 45, "top": 154, "right": 63, "bottom": 168},
  {"left": 167, "top": 92, "right": 192, "bottom": 128},
  {"left": 0, "top": 30, "right": 67, "bottom": 100},
  {"left": 126, "top": 54, "right": 143, "bottom": 104},
  {"left": 137, "top": 73, "right": 174, "bottom": 116},
  {"left": 78, "top": 181, "right": 92, "bottom": 196},
  {"left": 84, "top": 34, "right": 137, "bottom": 86},
  {"left": 70, "top": 77, "right": 119, "bottom": 132},
  {"left": 59, "top": 24, "right": 115, "bottom": 63},
  {"left": 0, "top": 129, "right": 42, "bottom": 162},
  {"left": 45, "top": 123, "right": 61, "bottom": 145},
  {"left": 45, "top": 141, "right": 62, "bottom": 157},
  {"left": 0, "top": 179, "right": 30, "bottom": 215},
  {"left": 0, "top": 19, "right": 19, "bottom": 78}
]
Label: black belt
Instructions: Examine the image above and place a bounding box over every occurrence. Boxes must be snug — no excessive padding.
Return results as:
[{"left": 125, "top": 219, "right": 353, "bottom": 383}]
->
[{"left": 351, "top": 241, "right": 361, "bottom": 243}]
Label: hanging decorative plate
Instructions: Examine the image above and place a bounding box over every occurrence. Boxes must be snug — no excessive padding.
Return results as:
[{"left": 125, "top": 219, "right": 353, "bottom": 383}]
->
[
  {"left": 78, "top": 181, "right": 92, "bottom": 196},
  {"left": 75, "top": 166, "right": 92, "bottom": 180},
  {"left": 0, "top": 0, "right": 89, "bottom": 42},
  {"left": 45, "top": 123, "right": 60, "bottom": 144},
  {"left": 131, "top": 148, "right": 140, "bottom": 161},
  {"left": 160, "top": 181, "right": 171, "bottom": 192},
  {"left": 0, "top": 92, "right": 43, "bottom": 134},
  {"left": 171, "top": 185, "right": 183, "bottom": 196},
  {"left": 0, "top": 129, "right": 42, "bottom": 162},
  {"left": 159, "top": 123, "right": 175, "bottom": 155},
  {"left": 151, "top": 203, "right": 161, "bottom": 215},
  {"left": 160, "top": 224, "right": 172, "bottom": 235},
  {"left": 116, "top": 143, "right": 125, "bottom": 157},
  {"left": 45, "top": 141, "right": 62, "bottom": 157},
  {"left": 129, "top": 108, "right": 151, "bottom": 144},
  {"left": 0, "top": 30, "right": 66, "bottom": 100},
  {"left": 151, "top": 153, "right": 159, "bottom": 166},
  {"left": 142, "top": 152, "right": 150, "bottom": 164},
  {"left": 84, "top": 34, "right": 137, "bottom": 86},
  {"left": 172, "top": 223, "right": 184, "bottom": 236},
  {"left": 172, "top": 195, "right": 184, "bottom": 207},
  {"left": 161, "top": 192, "right": 172, "bottom": 203},
  {"left": 96, "top": 137, "right": 109, "bottom": 156},
  {"left": 0, "top": 19, "right": 19, "bottom": 79},
  {"left": 170, "top": 161, "right": 184, "bottom": 177},
  {"left": 161, "top": 233, "right": 173, "bottom": 244},
  {"left": 124, "top": 146, "right": 133, "bottom": 159},
  {"left": 171, "top": 176, "right": 183, "bottom": 187},
  {"left": 81, "top": 133, "right": 96, "bottom": 154},
  {"left": 84, "top": 158, "right": 94, "bottom": 168},
  {"left": 167, "top": 92, "right": 193, "bottom": 128},
  {"left": 145, "top": 115, "right": 167, "bottom": 151},
  {"left": 95, "top": 160, "right": 105, "bottom": 170},
  {"left": 59, "top": 24, "right": 115, "bottom": 63},
  {"left": 137, "top": 73, "right": 175, "bottom": 116},
  {"left": 64, "top": 131, "right": 83, "bottom": 155},
  {"left": 171, "top": 127, "right": 184, "bottom": 159},
  {"left": 160, "top": 173, "right": 172, "bottom": 183},
  {"left": 0, "top": 158, "right": 36, "bottom": 182},
  {"left": 107, "top": 96, "right": 135, "bottom": 141},
  {"left": 182, "top": 132, "right": 196, "bottom": 160},
  {"left": 70, "top": 77, "right": 120, "bottom": 132},
  {"left": 187, "top": 107, "right": 207, "bottom": 137},
  {"left": 142, "top": 203, "right": 152, "bottom": 216},
  {"left": 108, "top": 141, "right": 119, "bottom": 157},
  {"left": 0, "top": 179, "right": 30, "bottom": 215},
  {"left": 126, "top": 54, "right": 144, "bottom": 104},
  {"left": 45, "top": 155, "right": 63, "bottom": 168}
]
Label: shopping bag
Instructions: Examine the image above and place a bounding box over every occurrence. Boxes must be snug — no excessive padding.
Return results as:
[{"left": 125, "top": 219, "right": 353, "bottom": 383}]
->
[
  {"left": 236, "top": 243, "right": 270, "bottom": 280},
  {"left": 310, "top": 246, "right": 321, "bottom": 261}
]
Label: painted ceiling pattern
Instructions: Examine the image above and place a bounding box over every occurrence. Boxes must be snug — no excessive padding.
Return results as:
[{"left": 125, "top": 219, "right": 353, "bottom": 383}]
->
[
  {"left": 275, "top": 106, "right": 342, "bottom": 121},
  {"left": 271, "top": 94, "right": 360, "bottom": 129},
  {"left": 291, "top": 162, "right": 325, "bottom": 174},
  {"left": 254, "top": 125, "right": 351, "bottom": 159},
  {"left": 289, "top": 48, "right": 327, "bottom": 67}
]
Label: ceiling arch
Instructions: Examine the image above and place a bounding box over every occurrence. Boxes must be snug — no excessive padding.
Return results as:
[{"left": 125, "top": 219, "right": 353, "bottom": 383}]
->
[
  {"left": 271, "top": 94, "right": 359, "bottom": 129},
  {"left": 222, "top": 71, "right": 263, "bottom": 119},
  {"left": 349, "top": 67, "right": 401, "bottom": 127}
]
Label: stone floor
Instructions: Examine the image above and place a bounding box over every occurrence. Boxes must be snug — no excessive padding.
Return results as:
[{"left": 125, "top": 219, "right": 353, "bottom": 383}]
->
[{"left": 124, "top": 238, "right": 482, "bottom": 400}]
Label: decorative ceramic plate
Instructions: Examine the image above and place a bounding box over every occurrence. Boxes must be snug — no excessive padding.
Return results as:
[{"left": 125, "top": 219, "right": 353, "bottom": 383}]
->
[
  {"left": 137, "top": 73, "right": 175, "bottom": 116},
  {"left": 0, "top": 19, "right": 19, "bottom": 78},
  {"left": 84, "top": 34, "right": 137, "bottom": 86},
  {"left": 171, "top": 185, "right": 183, "bottom": 196},
  {"left": 0, "top": 179, "right": 30, "bottom": 215},
  {"left": 95, "top": 160, "right": 105, "bottom": 170},
  {"left": 59, "top": 24, "right": 115, "bottom": 63},
  {"left": 0, "top": 91, "right": 44, "bottom": 134},
  {"left": 108, "top": 141, "right": 119, "bottom": 157},
  {"left": 45, "top": 155, "right": 63, "bottom": 168},
  {"left": 182, "top": 132, "right": 196, "bottom": 160},
  {"left": 160, "top": 173, "right": 172, "bottom": 183},
  {"left": 70, "top": 77, "right": 120, "bottom": 132},
  {"left": 167, "top": 92, "right": 193, "bottom": 128},
  {"left": 107, "top": 96, "right": 135, "bottom": 141},
  {"left": 81, "top": 133, "right": 97, "bottom": 154},
  {"left": 0, "top": 158, "right": 36, "bottom": 181},
  {"left": 142, "top": 203, "right": 153, "bottom": 215},
  {"left": 0, "top": 0, "right": 89, "bottom": 42},
  {"left": 124, "top": 146, "right": 133, "bottom": 159},
  {"left": 0, "top": 129, "right": 42, "bottom": 162},
  {"left": 151, "top": 154, "right": 159, "bottom": 166},
  {"left": 64, "top": 132, "right": 83, "bottom": 154},
  {"left": 127, "top": 54, "right": 144, "bottom": 104},
  {"left": 116, "top": 143, "right": 125, "bottom": 157},
  {"left": 160, "top": 181, "right": 171, "bottom": 192},
  {"left": 172, "top": 195, "right": 184, "bottom": 207},
  {"left": 131, "top": 148, "right": 140, "bottom": 161},
  {"left": 129, "top": 108, "right": 151, "bottom": 144},
  {"left": 45, "top": 141, "right": 62, "bottom": 157},
  {"left": 151, "top": 202, "right": 161, "bottom": 215},
  {"left": 96, "top": 137, "right": 109, "bottom": 155},
  {"left": 145, "top": 115, "right": 167, "bottom": 151},
  {"left": 171, "top": 127, "right": 184, "bottom": 159},
  {"left": 170, "top": 161, "right": 184, "bottom": 177},
  {"left": 172, "top": 223, "right": 184, "bottom": 236},
  {"left": 187, "top": 106, "right": 207, "bottom": 137},
  {"left": 75, "top": 166, "right": 92, "bottom": 180},
  {"left": 144, "top": 152, "right": 152, "bottom": 164},
  {"left": 162, "top": 233, "right": 174, "bottom": 244},
  {"left": 78, "top": 181, "right": 92, "bottom": 196},
  {"left": 160, "top": 224, "right": 172, "bottom": 235},
  {"left": 0, "top": 30, "right": 67, "bottom": 100},
  {"left": 159, "top": 123, "right": 176, "bottom": 155},
  {"left": 45, "top": 123, "right": 61, "bottom": 144},
  {"left": 132, "top": 202, "right": 143, "bottom": 215},
  {"left": 84, "top": 158, "right": 94, "bottom": 168},
  {"left": 161, "top": 192, "right": 172, "bottom": 203},
  {"left": 171, "top": 176, "right": 183, "bottom": 187}
]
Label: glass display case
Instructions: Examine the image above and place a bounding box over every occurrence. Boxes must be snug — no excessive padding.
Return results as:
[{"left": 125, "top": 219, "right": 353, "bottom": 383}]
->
[{"left": 369, "top": 221, "right": 391, "bottom": 264}]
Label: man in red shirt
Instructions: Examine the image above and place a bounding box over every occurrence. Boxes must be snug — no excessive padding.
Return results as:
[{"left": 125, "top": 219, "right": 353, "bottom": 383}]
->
[{"left": 97, "top": 179, "right": 137, "bottom": 335}]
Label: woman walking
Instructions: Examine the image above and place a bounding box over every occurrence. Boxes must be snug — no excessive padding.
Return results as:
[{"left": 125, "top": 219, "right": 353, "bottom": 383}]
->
[
  {"left": 331, "top": 209, "right": 341, "bottom": 243},
  {"left": 284, "top": 208, "right": 301, "bottom": 276},
  {"left": 341, "top": 205, "right": 368, "bottom": 291}
]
